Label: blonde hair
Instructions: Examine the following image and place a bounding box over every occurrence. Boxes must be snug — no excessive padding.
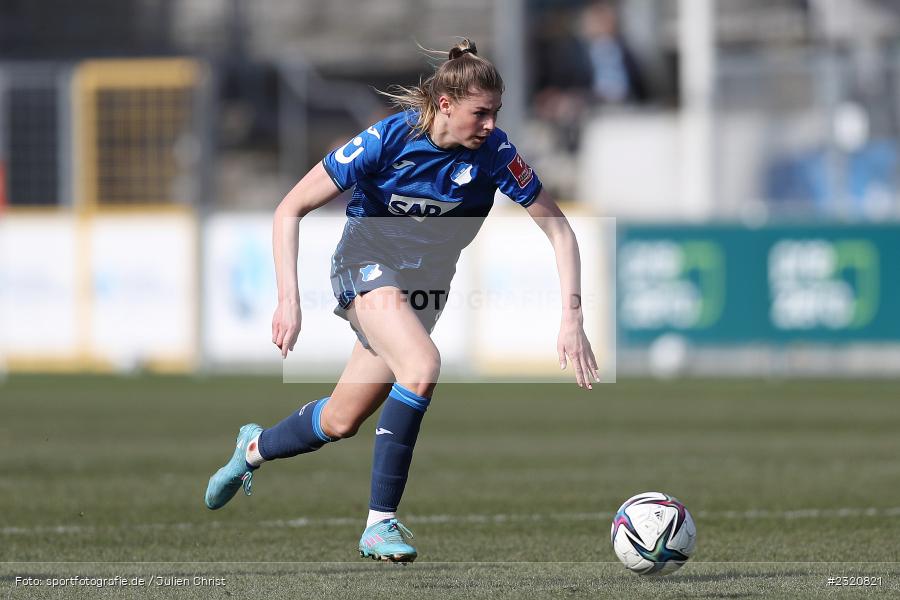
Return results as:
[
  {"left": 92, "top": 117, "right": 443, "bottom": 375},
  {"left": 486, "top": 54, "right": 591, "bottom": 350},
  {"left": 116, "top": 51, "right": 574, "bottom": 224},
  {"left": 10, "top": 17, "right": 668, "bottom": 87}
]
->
[{"left": 379, "top": 39, "right": 505, "bottom": 138}]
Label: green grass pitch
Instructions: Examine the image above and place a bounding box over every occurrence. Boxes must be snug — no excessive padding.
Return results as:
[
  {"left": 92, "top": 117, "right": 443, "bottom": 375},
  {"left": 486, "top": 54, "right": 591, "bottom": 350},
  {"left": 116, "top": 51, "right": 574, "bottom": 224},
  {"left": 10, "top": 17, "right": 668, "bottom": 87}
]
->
[{"left": 1, "top": 375, "right": 899, "bottom": 598}]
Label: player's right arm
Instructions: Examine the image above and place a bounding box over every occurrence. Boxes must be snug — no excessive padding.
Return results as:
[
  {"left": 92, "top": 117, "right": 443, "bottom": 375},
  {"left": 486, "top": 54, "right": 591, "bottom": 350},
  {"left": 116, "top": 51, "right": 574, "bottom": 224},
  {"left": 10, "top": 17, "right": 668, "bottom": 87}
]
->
[
  {"left": 273, "top": 121, "right": 385, "bottom": 357},
  {"left": 272, "top": 161, "right": 342, "bottom": 358}
]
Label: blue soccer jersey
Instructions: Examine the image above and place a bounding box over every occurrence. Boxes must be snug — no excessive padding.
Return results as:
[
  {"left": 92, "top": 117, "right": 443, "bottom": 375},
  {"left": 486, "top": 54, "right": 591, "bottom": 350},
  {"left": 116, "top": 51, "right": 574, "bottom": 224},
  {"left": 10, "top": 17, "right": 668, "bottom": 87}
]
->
[{"left": 322, "top": 111, "right": 542, "bottom": 271}]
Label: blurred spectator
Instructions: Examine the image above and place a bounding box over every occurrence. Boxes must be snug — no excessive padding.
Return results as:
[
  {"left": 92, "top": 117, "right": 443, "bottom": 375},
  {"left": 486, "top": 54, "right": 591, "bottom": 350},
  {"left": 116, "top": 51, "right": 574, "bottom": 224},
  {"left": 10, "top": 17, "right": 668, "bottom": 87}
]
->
[
  {"left": 764, "top": 138, "right": 898, "bottom": 220},
  {"left": 532, "top": 0, "right": 647, "bottom": 150},
  {"left": 578, "top": 0, "right": 647, "bottom": 104}
]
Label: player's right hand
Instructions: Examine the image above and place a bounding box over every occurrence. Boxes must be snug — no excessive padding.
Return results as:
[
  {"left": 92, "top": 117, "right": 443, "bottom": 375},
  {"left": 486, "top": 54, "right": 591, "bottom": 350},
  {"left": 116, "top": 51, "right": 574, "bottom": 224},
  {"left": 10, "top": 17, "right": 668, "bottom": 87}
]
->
[{"left": 272, "top": 299, "right": 302, "bottom": 358}]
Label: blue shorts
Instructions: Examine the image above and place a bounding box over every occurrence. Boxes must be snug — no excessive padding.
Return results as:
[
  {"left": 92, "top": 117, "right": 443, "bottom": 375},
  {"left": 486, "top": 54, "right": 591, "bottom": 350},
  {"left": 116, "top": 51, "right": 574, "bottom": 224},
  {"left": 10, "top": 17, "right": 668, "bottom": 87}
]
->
[{"left": 330, "top": 262, "right": 453, "bottom": 349}]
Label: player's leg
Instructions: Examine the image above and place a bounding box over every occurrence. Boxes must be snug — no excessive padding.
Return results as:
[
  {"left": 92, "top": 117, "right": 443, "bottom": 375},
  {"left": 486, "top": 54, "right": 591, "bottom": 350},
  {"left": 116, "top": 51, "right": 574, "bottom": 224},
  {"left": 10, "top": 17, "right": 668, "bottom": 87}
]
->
[
  {"left": 318, "top": 341, "right": 395, "bottom": 440},
  {"left": 349, "top": 287, "right": 439, "bottom": 562},
  {"left": 204, "top": 341, "right": 392, "bottom": 510},
  {"left": 348, "top": 287, "right": 440, "bottom": 396},
  {"left": 254, "top": 341, "right": 393, "bottom": 460}
]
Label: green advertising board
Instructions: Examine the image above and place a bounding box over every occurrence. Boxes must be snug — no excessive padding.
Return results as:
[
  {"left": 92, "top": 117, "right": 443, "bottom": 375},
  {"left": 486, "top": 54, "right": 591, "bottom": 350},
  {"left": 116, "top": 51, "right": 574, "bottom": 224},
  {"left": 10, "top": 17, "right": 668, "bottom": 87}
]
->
[{"left": 617, "top": 225, "right": 900, "bottom": 344}]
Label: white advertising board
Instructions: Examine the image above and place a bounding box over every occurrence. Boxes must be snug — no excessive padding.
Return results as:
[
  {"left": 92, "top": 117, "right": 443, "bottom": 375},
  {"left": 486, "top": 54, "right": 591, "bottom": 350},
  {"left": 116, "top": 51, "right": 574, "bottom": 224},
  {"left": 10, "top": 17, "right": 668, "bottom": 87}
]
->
[
  {"left": 470, "top": 210, "right": 613, "bottom": 380},
  {"left": 204, "top": 213, "right": 358, "bottom": 373},
  {"left": 202, "top": 210, "right": 608, "bottom": 381},
  {"left": 0, "top": 214, "right": 80, "bottom": 363},
  {"left": 203, "top": 214, "right": 280, "bottom": 364},
  {"left": 88, "top": 213, "right": 197, "bottom": 370}
]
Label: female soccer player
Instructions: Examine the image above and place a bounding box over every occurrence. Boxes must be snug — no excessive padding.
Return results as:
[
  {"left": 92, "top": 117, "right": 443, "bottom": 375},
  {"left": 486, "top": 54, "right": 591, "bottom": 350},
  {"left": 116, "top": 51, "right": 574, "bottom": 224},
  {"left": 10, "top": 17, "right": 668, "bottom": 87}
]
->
[{"left": 205, "top": 39, "right": 600, "bottom": 563}]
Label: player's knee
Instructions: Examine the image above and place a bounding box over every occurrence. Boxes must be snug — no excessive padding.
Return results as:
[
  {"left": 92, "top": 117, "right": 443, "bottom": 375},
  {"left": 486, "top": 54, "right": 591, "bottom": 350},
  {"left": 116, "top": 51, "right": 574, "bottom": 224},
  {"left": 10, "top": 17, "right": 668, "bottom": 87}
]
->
[
  {"left": 321, "top": 409, "right": 362, "bottom": 440},
  {"left": 396, "top": 348, "right": 441, "bottom": 396}
]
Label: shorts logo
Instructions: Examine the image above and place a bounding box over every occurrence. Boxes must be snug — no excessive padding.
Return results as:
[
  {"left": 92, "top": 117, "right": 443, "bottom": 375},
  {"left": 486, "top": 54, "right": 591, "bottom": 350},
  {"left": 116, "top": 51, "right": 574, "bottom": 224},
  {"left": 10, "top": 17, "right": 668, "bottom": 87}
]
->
[
  {"left": 360, "top": 264, "right": 383, "bottom": 282},
  {"left": 506, "top": 153, "right": 533, "bottom": 188}
]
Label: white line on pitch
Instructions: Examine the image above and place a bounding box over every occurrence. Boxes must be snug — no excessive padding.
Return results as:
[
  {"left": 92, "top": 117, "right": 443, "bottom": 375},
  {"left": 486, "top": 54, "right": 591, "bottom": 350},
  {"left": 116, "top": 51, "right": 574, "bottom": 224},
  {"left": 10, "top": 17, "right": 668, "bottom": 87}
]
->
[{"left": 3, "top": 506, "right": 900, "bottom": 536}]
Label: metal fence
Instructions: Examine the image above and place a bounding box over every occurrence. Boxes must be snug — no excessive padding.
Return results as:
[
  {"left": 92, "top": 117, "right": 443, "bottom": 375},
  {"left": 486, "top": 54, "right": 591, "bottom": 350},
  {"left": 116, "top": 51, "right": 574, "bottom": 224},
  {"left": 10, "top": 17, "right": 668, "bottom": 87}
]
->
[
  {"left": 0, "top": 58, "right": 211, "bottom": 210},
  {"left": 0, "top": 62, "right": 72, "bottom": 207}
]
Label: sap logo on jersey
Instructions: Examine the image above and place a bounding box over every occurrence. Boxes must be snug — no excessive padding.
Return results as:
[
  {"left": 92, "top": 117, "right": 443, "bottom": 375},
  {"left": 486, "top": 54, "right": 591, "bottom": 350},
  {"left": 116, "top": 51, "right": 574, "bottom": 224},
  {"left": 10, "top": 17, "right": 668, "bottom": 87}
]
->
[
  {"left": 451, "top": 163, "right": 474, "bottom": 186},
  {"left": 388, "top": 194, "right": 461, "bottom": 222}
]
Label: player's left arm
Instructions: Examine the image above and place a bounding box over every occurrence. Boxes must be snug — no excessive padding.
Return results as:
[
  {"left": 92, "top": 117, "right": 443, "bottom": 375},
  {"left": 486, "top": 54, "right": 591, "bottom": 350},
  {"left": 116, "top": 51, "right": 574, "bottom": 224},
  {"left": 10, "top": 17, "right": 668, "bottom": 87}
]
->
[{"left": 525, "top": 189, "right": 600, "bottom": 389}]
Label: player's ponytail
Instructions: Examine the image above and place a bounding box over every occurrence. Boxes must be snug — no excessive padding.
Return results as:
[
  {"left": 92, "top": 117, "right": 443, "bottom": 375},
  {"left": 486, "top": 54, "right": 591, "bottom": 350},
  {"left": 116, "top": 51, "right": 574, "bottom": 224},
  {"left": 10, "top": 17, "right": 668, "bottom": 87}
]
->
[
  {"left": 379, "top": 39, "right": 505, "bottom": 138},
  {"left": 447, "top": 39, "right": 478, "bottom": 60}
]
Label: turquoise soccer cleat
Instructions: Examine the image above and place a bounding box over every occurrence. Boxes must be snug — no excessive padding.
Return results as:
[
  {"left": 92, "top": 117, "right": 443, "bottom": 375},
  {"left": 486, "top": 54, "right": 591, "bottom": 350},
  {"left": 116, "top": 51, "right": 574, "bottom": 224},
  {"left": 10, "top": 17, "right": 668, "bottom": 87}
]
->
[
  {"left": 204, "top": 423, "right": 263, "bottom": 510},
  {"left": 358, "top": 518, "right": 417, "bottom": 563}
]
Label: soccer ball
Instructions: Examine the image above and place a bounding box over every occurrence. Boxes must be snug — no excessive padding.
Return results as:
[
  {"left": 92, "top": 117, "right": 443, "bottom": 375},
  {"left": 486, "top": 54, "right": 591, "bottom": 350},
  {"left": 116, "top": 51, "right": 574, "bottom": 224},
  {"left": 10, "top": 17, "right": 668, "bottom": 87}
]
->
[{"left": 610, "top": 491, "right": 696, "bottom": 576}]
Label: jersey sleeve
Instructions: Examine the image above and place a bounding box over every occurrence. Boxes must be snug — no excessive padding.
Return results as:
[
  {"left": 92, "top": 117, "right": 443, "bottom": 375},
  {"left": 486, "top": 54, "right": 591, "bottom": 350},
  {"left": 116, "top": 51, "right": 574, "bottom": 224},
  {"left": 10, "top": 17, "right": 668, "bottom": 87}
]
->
[
  {"left": 491, "top": 139, "right": 542, "bottom": 208},
  {"left": 322, "top": 123, "right": 386, "bottom": 191}
]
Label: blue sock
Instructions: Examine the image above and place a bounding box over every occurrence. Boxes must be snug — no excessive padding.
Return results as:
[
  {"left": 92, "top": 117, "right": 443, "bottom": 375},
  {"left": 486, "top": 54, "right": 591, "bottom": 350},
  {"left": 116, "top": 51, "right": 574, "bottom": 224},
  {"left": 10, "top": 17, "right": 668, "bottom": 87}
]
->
[
  {"left": 257, "top": 397, "right": 334, "bottom": 461},
  {"left": 369, "top": 383, "right": 431, "bottom": 512}
]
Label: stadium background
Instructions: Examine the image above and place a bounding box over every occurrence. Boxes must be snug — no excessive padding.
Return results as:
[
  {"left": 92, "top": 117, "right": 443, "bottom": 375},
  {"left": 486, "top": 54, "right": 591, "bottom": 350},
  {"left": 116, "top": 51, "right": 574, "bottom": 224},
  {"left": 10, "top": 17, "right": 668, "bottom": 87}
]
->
[
  {"left": 2, "top": 2, "right": 900, "bottom": 598},
  {"left": 3, "top": 0, "right": 899, "bottom": 378}
]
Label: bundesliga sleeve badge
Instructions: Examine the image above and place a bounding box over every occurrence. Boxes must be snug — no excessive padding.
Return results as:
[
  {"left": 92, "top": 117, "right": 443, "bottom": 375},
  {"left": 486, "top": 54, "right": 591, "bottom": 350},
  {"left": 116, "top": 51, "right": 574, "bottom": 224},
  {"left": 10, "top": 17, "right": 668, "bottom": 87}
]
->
[{"left": 506, "top": 153, "right": 534, "bottom": 189}]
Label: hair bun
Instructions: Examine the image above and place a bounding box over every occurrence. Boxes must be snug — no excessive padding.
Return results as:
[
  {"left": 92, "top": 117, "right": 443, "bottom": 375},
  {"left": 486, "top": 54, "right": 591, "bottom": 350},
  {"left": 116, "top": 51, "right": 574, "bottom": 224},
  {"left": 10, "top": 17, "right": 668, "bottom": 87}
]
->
[{"left": 449, "top": 39, "right": 478, "bottom": 60}]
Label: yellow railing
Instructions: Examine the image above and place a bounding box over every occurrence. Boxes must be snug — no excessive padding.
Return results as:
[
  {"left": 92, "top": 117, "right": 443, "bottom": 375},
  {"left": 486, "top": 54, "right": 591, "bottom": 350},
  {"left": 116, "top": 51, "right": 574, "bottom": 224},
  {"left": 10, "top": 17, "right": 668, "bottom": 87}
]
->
[{"left": 72, "top": 58, "right": 203, "bottom": 210}]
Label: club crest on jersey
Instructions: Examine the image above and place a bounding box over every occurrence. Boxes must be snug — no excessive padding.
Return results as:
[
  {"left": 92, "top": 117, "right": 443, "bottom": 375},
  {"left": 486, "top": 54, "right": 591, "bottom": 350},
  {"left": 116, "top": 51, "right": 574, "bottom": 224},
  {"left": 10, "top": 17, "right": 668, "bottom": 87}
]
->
[
  {"left": 360, "top": 264, "right": 383, "bottom": 282},
  {"left": 450, "top": 163, "right": 474, "bottom": 186},
  {"left": 388, "top": 194, "right": 461, "bottom": 222},
  {"left": 506, "top": 153, "right": 534, "bottom": 188}
]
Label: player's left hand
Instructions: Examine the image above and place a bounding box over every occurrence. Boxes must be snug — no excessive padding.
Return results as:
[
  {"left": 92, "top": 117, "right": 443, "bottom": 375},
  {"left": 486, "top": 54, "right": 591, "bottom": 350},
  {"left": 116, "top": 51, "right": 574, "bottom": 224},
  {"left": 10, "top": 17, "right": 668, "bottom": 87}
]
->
[{"left": 558, "top": 320, "right": 600, "bottom": 390}]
